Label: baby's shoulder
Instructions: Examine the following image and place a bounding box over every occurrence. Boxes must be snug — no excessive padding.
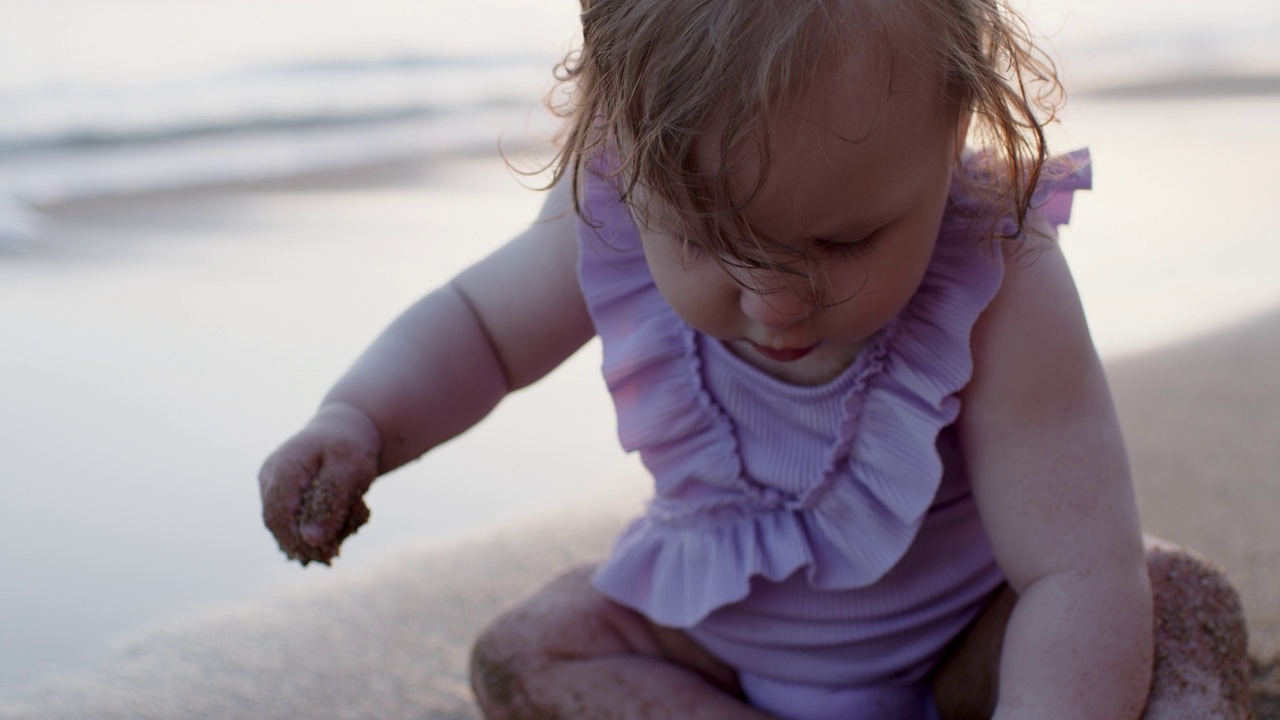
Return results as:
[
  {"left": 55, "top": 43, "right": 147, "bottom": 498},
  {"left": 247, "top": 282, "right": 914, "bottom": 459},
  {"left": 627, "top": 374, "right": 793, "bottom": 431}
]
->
[
  {"left": 963, "top": 240, "right": 1098, "bottom": 421},
  {"left": 946, "top": 148, "right": 1092, "bottom": 251}
]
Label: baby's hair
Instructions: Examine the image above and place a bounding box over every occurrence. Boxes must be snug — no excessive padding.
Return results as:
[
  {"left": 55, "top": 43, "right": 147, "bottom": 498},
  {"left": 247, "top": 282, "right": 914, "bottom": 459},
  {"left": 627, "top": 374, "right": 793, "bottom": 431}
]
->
[{"left": 545, "top": 0, "right": 1063, "bottom": 270}]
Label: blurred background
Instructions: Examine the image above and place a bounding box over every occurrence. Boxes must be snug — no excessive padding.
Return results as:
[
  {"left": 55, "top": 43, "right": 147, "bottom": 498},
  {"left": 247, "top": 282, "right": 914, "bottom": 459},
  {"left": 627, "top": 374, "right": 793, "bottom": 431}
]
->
[
  {"left": 2, "top": 0, "right": 1279, "bottom": 224},
  {"left": 2, "top": 0, "right": 1278, "bottom": 702}
]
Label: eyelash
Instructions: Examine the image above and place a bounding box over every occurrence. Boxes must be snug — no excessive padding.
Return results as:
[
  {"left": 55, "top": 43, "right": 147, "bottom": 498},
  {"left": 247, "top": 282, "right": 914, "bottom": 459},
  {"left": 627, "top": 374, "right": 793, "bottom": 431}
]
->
[
  {"left": 677, "top": 231, "right": 881, "bottom": 263},
  {"left": 814, "top": 232, "right": 881, "bottom": 260}
]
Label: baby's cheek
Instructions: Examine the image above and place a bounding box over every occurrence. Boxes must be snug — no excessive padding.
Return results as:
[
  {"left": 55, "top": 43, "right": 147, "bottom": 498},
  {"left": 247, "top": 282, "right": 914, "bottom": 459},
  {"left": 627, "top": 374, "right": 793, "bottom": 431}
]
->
[
  {"left": 646, "top": 261, "right": 734, "bottom": 333},
  {"left": 673, "top": 284, "right": 740, "bottom": 339}
]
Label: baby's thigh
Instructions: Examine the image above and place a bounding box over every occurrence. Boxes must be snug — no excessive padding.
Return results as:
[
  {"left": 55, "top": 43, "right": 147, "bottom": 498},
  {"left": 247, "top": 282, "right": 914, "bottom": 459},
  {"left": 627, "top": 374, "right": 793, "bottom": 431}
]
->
[
  {"left": 470, "top": 564, "right": 743, "bottom": 705},
  {"left": 930, "top": 584, "right": 1014, "bottom": 719}
]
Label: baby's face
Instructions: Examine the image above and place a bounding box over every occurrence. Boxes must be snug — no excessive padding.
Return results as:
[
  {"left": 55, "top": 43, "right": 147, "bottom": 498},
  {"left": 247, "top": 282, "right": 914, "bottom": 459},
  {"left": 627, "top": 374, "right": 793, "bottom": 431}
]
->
[{"left": 635, "top": 35, "right": 967, "bottom": 385}]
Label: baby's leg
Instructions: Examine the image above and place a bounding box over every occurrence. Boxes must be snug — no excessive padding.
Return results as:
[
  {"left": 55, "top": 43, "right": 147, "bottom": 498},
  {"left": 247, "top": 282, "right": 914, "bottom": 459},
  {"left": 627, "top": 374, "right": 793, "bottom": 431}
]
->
[
  {"left": 470, "top": 565, "right": 774, "bottom": 720},
  {"left": 931, "top": 539, "right": 1253, "bottom": 720},
  {"left": 1141, "top": 539, "right": 1254, "bottom": 719}
]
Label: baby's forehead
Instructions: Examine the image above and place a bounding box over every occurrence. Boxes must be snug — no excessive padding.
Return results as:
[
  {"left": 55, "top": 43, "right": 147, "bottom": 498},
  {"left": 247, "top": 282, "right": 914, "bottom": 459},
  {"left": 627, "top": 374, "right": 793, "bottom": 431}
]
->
[
  {"left": 689, "top": 2, "right": 947, "bottom": 150},
  {"left": 722, "top": 65, "right": 956, "bottom": 241},
  {"left": 737, "top": 40, "right": 953, "bottom": 177},
  {"left": 618, "top": 1, "right": 957, "bottom": 241}
]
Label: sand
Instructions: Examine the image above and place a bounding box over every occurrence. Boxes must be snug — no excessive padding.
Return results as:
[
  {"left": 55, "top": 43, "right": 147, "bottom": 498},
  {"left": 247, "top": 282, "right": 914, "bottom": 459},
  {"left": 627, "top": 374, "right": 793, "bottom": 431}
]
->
[
  {"left": 0, "top": 511, "right": 630, "bottom": 720},
  {"left": 1112, "top": 312, "right": 1280, "bottom": 663},
  {"left": 1, "top": 93, "right": 1278, "bottom": 717},
  {"left": 0, "top": 330, "right": 1277, "bottom": 719}
]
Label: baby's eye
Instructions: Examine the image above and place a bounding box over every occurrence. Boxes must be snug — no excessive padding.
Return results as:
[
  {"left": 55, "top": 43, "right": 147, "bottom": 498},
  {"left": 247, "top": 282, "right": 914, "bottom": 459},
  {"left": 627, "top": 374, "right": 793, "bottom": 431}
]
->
[{"left": 813, "top": 232, "right": 880, "bottom": 260}]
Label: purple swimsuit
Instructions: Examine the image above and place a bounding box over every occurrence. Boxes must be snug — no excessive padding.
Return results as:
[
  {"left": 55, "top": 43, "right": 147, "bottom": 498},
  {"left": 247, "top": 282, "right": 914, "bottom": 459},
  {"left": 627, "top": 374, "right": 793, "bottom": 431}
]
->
[{"left": 576, "top": 151, "right": 1092, "bottom": 720}]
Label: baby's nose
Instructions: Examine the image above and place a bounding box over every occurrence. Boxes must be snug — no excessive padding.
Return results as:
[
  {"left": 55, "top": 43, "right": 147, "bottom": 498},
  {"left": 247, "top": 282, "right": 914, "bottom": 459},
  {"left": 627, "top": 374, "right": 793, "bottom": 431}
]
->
[{"left": 740, "top": 283, "right": 811, "bottom": 329}]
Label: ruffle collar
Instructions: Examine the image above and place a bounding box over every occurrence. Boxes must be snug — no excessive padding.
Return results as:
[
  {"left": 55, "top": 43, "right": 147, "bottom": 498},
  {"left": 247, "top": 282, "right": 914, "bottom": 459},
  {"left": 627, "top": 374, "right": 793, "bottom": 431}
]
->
[{"left": 578, "top": 150, "right": 1092, "bottom": 626}]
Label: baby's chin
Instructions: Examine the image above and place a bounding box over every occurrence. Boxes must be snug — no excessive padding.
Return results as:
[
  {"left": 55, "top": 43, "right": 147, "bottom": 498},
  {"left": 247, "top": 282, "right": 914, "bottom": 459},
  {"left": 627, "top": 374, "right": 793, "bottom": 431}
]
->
[{"left": 727, "top": 339, "right": 865, "bottom": 386}]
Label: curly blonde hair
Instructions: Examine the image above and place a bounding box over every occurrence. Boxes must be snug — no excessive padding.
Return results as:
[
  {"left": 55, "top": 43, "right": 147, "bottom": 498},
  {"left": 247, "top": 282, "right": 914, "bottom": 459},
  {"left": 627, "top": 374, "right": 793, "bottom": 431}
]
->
[{"left": 544, "top": 0, "right": 1063, "bottom": 269}]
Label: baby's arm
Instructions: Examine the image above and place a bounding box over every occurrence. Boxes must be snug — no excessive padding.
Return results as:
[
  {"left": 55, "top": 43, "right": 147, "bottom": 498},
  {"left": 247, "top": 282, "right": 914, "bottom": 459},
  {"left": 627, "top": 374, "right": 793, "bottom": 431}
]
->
[
  {"left": 958, "top": 244, "right": 1153, "bottom": 719},
  {"left": 320, "top": 178, "right": 590, "bottom": 471},
  {"left": 260, "top": 180, "right": 593, "bottom": 563}
]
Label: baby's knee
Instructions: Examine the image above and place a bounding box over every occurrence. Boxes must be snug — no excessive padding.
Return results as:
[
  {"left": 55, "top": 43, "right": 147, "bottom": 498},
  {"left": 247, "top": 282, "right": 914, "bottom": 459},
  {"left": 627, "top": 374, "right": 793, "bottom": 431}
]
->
[
  {"left": 470, "top": 619, "right": 532, "bottom": 719},
  {"left": 1144, "top": 541, "right": 1252, "bottom": 719},
  {"left": 472, "top": 596, "right": 585, "bottom": 720},
  {"left": 468, "top": 566, "right": 614, "bottom": 718},
  {"left": 1146, "top": 541, "right": 1247, "bottom": 653}
]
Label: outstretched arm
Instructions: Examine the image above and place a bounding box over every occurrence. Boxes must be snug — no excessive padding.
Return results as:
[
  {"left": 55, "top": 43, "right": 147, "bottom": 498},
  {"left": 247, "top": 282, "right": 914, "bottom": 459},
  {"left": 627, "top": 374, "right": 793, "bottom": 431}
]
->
[
  {"left": 959, "top": 244, "right": 1153, "bottom": 719},
  {"left": 260, "top": 179, "right": 593, "bottom": 562},
  {"left": 324, "top": 178, "right": 592, "bottom": 473}
]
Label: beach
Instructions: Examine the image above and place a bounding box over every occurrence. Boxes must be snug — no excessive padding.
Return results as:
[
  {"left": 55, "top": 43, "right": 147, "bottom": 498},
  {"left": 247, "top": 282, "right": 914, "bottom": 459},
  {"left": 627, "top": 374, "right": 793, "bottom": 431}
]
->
[
  {"left": 1, "top": 92, "right": 1278, "bottom": 717},
  {"left": 0, "top": 152, "right": 649, "bottom": 692}
]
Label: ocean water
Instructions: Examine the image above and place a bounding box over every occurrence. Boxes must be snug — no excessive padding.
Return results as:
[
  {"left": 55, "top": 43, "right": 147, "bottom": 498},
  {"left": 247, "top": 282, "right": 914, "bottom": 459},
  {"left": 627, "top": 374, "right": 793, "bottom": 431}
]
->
[
  {"left": 1, "top": 0, "right": 1278, "bottom": 229},
  {"left": 0, "top": 0, "right": 581, "bottom": 247}
]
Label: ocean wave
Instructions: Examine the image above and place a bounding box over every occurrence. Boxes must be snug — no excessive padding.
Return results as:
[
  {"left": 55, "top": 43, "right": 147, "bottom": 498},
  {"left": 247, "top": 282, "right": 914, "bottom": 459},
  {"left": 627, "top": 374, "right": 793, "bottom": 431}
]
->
[
  {"left": 0, "top": 104, "right": 559, "bottom": 208},
  {"left": 249, "top": 51, "right": 553, "bottom": 76},
  {"left": 3, "top": 0, "right": 1276, "bottom": 210},
  {"left": 0, "top": 50, "right": 559, "bottom": 207},
  {"left": 0, "top": 99, "right": 530, "bottom": 156},
  {"left": 0, "top": 53, "right": 552, "bottom": 154},
  {"left": 0, "top": 192, "right": 41, "bottom": 251}
]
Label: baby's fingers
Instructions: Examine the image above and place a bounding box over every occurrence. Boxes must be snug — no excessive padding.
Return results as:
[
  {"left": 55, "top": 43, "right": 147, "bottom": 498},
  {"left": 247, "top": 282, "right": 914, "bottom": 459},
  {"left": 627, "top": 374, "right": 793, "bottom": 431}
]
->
[
  {"left": 259, "top": 445, "right": 323, "bottom": 561},
  {"left": 292, "top": 442, "right": 377, "bottom": 564}
]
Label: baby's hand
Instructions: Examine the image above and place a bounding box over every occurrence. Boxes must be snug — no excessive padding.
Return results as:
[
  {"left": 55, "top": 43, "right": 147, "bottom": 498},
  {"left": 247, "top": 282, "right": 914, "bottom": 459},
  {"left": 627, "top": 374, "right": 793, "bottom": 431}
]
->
[{"left": 258, "top": 403, "right": 381, "bottom": 566}]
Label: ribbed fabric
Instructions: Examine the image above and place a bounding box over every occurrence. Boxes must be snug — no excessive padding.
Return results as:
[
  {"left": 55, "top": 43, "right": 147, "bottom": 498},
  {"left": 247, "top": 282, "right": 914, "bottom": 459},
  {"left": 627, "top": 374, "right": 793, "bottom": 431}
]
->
[
  {"left": 740, "top": 671, "right": 941, "bottom": 720},
  {"left": 576, "top": 150, "right": 1093, "bottom": 713},
  {"left": 699, "top": 335, "right": 860, "bottom": 497}
]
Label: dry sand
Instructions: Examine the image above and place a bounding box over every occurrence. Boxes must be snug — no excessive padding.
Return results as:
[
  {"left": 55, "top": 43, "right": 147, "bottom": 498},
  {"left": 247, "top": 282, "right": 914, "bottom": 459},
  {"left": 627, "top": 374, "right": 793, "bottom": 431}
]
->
[
  {"left": 1110, "top": 310, "right": 1280, "bottom": 718},
  {"left": 0, "top": 510, "right": 630, "bottom": 720}
]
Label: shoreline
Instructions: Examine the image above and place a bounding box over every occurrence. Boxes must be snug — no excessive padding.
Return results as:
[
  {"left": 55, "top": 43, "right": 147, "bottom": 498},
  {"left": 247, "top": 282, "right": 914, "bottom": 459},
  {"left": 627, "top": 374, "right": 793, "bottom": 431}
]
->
[
  {"left": 4, "top": 66, "right": 1276, "bottom": 223},
  {"left": 1081, "top": 72, "right": 1280, "bottom": 101}
]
